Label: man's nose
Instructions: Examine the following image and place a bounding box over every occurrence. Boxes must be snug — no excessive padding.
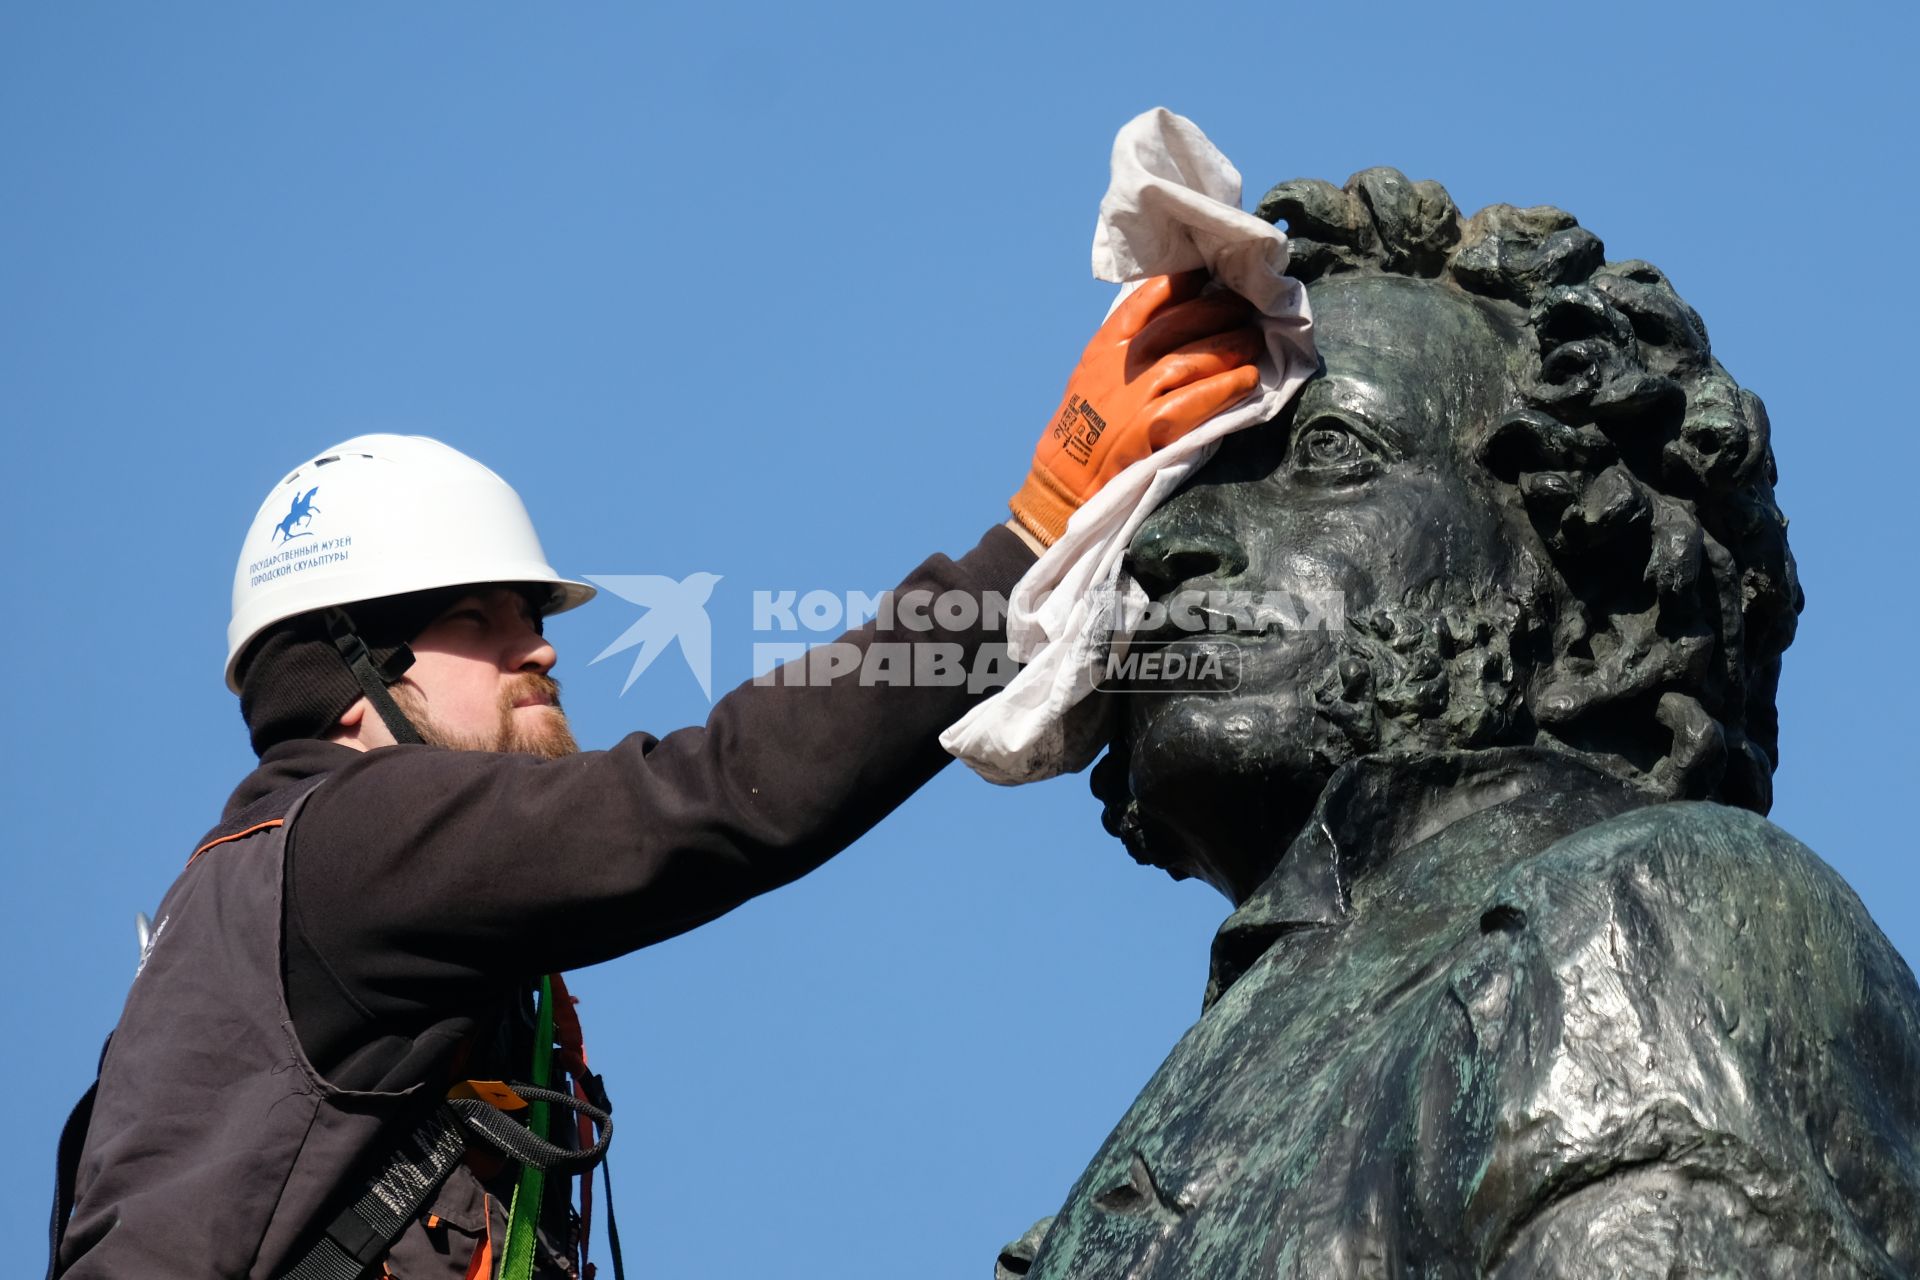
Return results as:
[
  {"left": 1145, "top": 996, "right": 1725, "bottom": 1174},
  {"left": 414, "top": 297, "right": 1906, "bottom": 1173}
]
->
[
  {"left": 515, "top": 628, "right": 558, "bottom": 675},
  {"left": 1126, "top": 519, "right": 1249, "bottom": 599}
]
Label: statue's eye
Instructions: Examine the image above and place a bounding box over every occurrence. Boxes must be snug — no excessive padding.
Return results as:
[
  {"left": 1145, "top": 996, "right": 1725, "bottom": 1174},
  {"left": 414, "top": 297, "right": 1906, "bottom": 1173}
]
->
[
  {"left": 1302, "top": 426, "right": 1358, "bottom": 466},
  {"left": 1289, "top": 416, "right": 1378, "bottom": 481}
]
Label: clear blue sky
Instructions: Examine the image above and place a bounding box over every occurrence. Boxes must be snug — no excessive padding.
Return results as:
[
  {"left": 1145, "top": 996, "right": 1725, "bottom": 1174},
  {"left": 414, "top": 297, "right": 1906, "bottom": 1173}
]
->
[{"left": 4, "top": 3, "right": 1913, "bottom": 1276}]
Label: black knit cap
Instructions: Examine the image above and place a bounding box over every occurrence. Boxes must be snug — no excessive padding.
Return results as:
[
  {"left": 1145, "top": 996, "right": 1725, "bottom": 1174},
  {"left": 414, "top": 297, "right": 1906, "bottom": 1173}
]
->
[{"left": 237, "top": 586, "right": 471, "bottom": 756}]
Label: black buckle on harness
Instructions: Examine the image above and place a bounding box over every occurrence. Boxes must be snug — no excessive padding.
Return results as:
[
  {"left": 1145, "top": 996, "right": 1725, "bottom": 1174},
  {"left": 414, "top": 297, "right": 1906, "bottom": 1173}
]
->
[{"left": 322, "top": 1209, "right": 384, "bottom": 1268}]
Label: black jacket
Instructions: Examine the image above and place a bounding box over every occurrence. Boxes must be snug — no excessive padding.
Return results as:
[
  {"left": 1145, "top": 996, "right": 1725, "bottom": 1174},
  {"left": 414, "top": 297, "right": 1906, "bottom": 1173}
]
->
[{"left": 56, "top": 526, "right": 1033, "bottom": 1278}]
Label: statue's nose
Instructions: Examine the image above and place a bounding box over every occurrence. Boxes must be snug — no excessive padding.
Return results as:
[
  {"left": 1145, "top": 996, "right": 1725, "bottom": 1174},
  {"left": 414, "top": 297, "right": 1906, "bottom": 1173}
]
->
[{"left": 1126, "top": 520, "right": 1249, "bottom": 599}]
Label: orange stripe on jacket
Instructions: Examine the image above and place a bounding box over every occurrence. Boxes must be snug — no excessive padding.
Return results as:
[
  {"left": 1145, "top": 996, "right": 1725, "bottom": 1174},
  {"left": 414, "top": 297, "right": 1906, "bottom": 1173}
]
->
[{"left": 187, "top": 819, "right": 285, "bottom": 865}]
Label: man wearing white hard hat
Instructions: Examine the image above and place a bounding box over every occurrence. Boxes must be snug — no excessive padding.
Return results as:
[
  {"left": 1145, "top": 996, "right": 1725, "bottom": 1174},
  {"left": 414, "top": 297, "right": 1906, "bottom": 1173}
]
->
[
  {"left": 50, "top": 273, "right": 1265, "bottom": 1279},
  {"left": 223, "top": 436, "right": 598, "bottom": 761}
]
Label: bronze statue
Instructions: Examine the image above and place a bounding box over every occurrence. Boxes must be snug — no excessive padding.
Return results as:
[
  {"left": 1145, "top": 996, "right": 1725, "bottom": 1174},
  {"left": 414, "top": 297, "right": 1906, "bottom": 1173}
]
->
[{"left": 1002, "top": 170, "right": 1920, "bottom": 1277}]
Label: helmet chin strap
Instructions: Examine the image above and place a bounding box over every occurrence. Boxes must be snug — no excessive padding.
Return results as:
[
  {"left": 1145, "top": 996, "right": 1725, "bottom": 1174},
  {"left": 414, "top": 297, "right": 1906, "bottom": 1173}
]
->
[{"left": 323, "top": 607, "right": 426, "bottom": 746}]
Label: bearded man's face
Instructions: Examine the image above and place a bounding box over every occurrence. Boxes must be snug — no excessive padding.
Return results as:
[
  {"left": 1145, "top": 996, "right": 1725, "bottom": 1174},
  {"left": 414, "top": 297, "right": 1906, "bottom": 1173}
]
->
[
  {"left": 1112, "top": 275, "right": 1533, "bottom": 902},
  {"left": 390, "top": 586, "right": 581, "bottom": 760}
]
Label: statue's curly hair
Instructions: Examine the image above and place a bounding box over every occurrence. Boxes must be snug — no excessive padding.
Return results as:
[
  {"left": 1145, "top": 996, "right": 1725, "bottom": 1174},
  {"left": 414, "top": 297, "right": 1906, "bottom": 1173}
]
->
[
  {"left": 1250, "top": 167, "right": 1802, "bottom": 812},
  {"left": 1096, "top": 167, "right": 1800, "bottom": 856}
]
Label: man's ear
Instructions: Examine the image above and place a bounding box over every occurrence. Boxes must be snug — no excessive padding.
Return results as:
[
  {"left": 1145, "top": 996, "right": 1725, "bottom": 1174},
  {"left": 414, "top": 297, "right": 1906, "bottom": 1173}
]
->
[{"left": 326, "top": 697, "right": 370, "bottom": 747}]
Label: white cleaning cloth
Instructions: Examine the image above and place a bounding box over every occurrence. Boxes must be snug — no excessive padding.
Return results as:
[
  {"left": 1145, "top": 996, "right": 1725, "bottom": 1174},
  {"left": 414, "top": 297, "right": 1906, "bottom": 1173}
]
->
[{"left": 941, "top": 108, "right": 1317, "bottom": 784}]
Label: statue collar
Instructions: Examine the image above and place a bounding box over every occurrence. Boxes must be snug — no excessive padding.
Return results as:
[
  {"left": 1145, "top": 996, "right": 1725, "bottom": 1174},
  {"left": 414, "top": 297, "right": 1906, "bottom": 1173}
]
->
[{"left": 1203, "top": 746, "right": 1651, "bottom": 1008}]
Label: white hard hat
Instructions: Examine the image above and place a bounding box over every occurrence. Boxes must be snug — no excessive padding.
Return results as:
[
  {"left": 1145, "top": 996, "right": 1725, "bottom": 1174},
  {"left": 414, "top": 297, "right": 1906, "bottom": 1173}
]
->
[{"left": 225, "top": 434, "right": 595, "bottom": 692}]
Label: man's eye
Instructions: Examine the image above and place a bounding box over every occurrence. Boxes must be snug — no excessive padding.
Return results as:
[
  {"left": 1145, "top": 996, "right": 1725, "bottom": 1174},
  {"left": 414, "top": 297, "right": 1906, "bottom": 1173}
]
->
[{"left": 1290, "top": 417, "right": 1376, "bottom": 476}]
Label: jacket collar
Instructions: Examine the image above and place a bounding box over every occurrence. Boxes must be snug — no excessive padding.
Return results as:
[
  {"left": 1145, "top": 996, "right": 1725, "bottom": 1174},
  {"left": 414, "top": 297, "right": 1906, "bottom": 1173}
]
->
[
  {"left": 1203, "top": 746, "right": 1653, "bottom": 1008},
  {"left": 210, "top": 738, "right": 362, "bottom": 836}
]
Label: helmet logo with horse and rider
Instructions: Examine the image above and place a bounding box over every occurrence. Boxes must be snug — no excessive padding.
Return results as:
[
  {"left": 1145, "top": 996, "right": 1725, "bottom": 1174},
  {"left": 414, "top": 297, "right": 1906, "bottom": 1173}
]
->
[{"left": 272, "top": 487, "right": 321, "bottom": 544}]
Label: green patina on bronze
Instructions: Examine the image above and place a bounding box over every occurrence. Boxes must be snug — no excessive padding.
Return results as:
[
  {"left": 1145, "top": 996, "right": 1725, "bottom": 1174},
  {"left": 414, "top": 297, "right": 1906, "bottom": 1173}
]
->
[{"left": 1001, "top": 170, "right": 1920, "bottom": 1277}]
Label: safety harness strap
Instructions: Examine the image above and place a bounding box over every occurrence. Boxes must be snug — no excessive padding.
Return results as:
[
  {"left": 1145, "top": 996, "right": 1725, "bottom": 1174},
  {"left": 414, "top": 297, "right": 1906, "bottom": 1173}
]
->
[
  {"left": 548, "top": 972, "right": 597, "bottom": 1266},
  {"left": 548, "top": 972, "right": 625, "bottom": 1280},
  {"left": 279, "top": 1104, "right": 470, "bottom": 1280},
  {"left": 498, "top": 974, "right": 556, "bottom": 1280},
  {"left": 322, "top": 607, "right": 424, "bottom": 746},
  {"left": 275, "top": 1075, "right": 616, "bottom": 1280},
  {"left": 448, "top": 1084, "right": 612, "bottom": 1175},
  {"left": 596, "top": 1135, "right": 628, "bottom": 1280}
]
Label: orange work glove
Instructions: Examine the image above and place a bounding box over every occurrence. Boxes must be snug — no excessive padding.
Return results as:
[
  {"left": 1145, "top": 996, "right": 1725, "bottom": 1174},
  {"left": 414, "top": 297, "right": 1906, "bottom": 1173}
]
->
[{"left": 1010, "top": 270, "right": 1264, "bottom": 546}]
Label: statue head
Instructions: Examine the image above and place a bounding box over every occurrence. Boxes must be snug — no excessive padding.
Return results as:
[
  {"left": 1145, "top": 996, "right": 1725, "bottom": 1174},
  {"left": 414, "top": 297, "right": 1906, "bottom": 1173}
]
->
[{"left": 1094, "top": 169, "right": 1801, "bottom": 903}]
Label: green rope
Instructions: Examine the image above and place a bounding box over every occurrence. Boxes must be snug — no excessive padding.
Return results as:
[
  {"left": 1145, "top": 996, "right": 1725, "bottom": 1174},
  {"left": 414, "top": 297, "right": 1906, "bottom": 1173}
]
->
[{"left": 498, "top": 974, "right": 554, "bottom": 1280}]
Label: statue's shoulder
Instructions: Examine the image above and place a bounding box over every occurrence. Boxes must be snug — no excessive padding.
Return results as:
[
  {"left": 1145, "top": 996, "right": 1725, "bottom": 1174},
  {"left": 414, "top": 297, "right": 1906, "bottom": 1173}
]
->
[
  {"left": 1468, "top": 801, "right": 1920, "bottom": 1271},
  {"left": 1472, "top": 801, "right": 1920, "bottom": 1047},
  {"left": 1541, "top": 796, "right": 1823, "bottom": 869},
  {"left": 1502, "top": 800, "right": 1897, "bottom": 967},
  {"left": 1489, "top": 800, "right": 1919, "bottom": 1017}
]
